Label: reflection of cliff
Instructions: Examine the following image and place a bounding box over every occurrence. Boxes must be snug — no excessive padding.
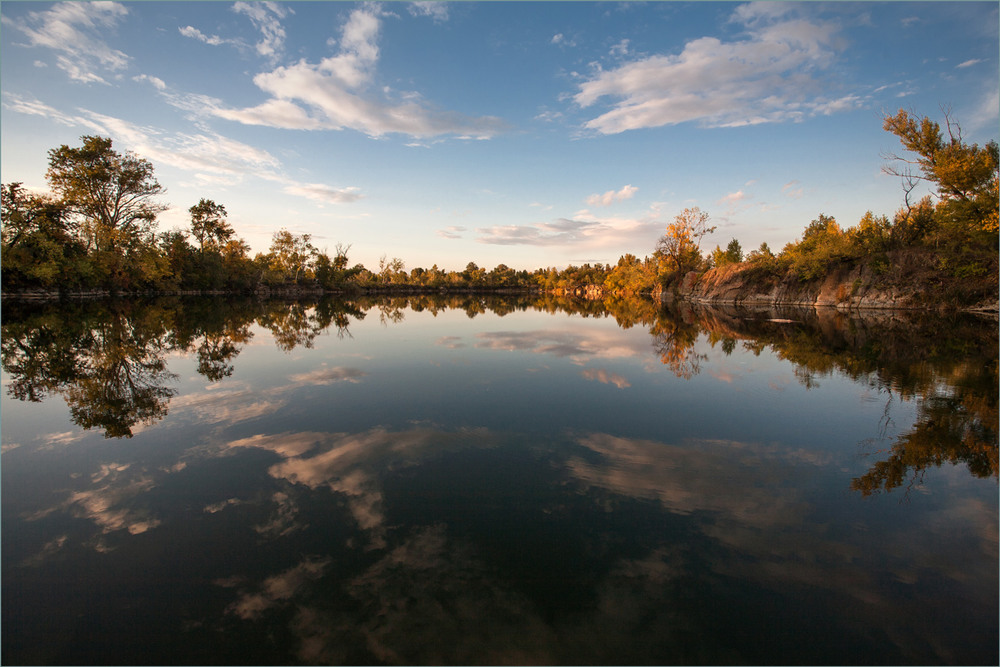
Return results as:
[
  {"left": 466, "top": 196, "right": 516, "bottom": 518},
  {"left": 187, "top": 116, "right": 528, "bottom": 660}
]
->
[{"left": 668, "top": 301, "right": 999, "bottom": 495}]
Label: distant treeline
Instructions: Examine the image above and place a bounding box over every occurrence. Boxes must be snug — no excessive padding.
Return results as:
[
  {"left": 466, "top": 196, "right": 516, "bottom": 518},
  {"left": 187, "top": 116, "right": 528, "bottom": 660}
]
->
[{"left": 2, "top": 109, "right": 996, "bottom": 297}]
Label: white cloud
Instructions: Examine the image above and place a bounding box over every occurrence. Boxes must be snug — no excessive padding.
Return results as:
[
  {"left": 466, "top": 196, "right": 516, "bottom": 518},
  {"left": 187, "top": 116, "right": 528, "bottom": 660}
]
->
[
  {"left": 178, "top": 24, "right": 243, "bottom": 49},
  {"left": 574, "top": 4, "right": 854, "bottom": 132},
  {"left": 408, "top": 2, "right": 449, "bottom": 23},
  {"left": 232, "top": 0, "right": 289, "bottom": 62},
  {"left": 132, "top": 74, "right": 166, "bottom": 90},
  {"left": 2, "top": 1, "right": 130, "bottom": 84},
  {"left": 211, "top": 6, "right": 506, "bottom": 139},
  {"left": 956, "top": 59, "right": 984, "bottom": 68},
  {"left": 585, "top": 184, "right": 638, "bottom": 207}
]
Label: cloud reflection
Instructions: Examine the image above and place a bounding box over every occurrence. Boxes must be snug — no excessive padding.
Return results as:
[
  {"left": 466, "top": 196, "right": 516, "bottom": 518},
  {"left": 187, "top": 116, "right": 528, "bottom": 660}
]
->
[
  {"left": 227, "top": 426, "right": 495, "bottom": 547},
  {"left": 228, "top": 555, "right": 332, "bottom": 620},
  {"left": 475, "top": 328, "right": 648, "bottom": 365},
  {"left": 581, "top": 367, "right": 631, "bottom": 389}
]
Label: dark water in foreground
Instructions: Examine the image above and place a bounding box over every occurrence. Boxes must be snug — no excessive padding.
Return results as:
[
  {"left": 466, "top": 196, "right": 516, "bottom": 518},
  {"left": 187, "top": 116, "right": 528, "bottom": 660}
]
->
[{"left": 2, "top": 295, "right": 997, "bottom": 665}]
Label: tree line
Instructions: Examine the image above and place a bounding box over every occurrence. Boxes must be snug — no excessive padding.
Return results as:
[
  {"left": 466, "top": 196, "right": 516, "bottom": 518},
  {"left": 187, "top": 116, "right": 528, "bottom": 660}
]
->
[{"left": 2, "top": 109, "right": 996, "bottom": 297}]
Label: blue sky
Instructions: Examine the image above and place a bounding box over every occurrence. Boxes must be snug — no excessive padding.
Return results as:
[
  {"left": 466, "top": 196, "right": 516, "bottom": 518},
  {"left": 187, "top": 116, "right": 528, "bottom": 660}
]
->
[{"left": 2, "top": 1, "right": 997, "bottom": 272}]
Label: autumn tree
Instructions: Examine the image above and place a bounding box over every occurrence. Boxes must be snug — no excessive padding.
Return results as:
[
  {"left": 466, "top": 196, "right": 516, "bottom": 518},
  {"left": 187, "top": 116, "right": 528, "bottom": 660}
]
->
[
  {"left": 780, "top": 214, "right": 851, "bottom": 281},
  {"left": 655, "top": 207, "right": 716, "bottom": 278},
  {"left": 882, "top": 108, "right": 999, "bottom": 241}
]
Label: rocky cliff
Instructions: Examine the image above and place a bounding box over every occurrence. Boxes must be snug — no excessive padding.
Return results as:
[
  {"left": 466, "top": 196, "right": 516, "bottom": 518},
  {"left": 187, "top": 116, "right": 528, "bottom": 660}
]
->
[{"left": 675, "top": 248, "right": 998, "bottom": 314}]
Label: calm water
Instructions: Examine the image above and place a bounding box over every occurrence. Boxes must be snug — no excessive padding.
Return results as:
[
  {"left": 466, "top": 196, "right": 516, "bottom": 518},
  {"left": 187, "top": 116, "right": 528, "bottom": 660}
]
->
[{"left": 2, "top": 295, "right": 997, "bottom": 665}]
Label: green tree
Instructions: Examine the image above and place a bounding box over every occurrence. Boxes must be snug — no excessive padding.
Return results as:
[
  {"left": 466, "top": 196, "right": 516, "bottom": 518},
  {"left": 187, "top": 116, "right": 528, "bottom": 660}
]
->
[
  {"left": 1, "top": 182, "right": 89, "bottom": 288},
  {"left": 46, "top": 136, "right": 166, "bottom": 288},
  {"left": 188, "top": 198, "right": 233, "bottom": 252},
  {"left": 710, "top": 238, "right": 744, "bottom": 268},
  {"left": 46, "top": 135, "right": 165, "bottom": 253},
  {"left": 268, "top": 229, "right": 316, "bottom": 283}
]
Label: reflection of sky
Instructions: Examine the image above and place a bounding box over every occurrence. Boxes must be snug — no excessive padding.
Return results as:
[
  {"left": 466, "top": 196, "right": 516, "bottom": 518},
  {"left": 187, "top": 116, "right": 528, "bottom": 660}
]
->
[{"left": 1, "top": 303, "right": 995, "bottom": 665}]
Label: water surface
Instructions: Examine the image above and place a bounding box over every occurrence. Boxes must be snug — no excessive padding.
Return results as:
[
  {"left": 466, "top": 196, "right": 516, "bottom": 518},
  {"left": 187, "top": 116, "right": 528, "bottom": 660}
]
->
[{"left": 2, "top": 295, "right": 996, "bottom": 664}]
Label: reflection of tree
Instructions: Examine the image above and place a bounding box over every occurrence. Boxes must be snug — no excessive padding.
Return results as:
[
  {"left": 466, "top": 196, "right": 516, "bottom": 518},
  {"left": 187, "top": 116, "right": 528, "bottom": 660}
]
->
[
  {"left": 649, "top": 308, "right": 706, "bottom": 380},
  {"left": 1, "top": 304, "right": 91, "bottom": 402},
  {"left": 196, "top": 331, "right": 247, "bottom": 381},
  {"left": 62, "top": 302, "right": 179, "bottom": 438},
  {"left": 313, "top": 297, "right": 365, "bottom": 339},
  {"left": 672, "top": 301, "right": 999, "bottom": 496},
  {"left": 166, "top": 297, "right": 257, "bottom": 381},
  {"left": 257, "top": 301, "right": 322, "bottom": 351},
  {"left": 852, "top": 359, "right": 999, "bottom": 496},
  {"left": 1, "top": 297, "right": 372, "bottom": 436},
  {"left": 2, "top": 301, "right": 177, "bottom": 437}
]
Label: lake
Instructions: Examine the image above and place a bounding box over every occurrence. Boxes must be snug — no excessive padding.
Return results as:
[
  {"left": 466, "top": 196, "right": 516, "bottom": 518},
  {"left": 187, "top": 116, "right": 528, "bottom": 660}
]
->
[{"left": 2, "top": 295, "right": 997, "bottom": 665}]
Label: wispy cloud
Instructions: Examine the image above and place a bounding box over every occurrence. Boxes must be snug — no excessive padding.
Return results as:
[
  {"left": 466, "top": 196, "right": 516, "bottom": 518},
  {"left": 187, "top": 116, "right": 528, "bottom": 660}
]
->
[
  {"left": 782, "top": 180, "right": 804, "bottom": 199},
  {"left": 2, "top": 1, "right": 130, "bottom": 84},
  {"left": 716, "top": 189, "right": 754, "bottom": 217},
  {"left": 476, "top": 206, "right": 662, "bottom": 250},
  {"left": 477, "top": 218, "right": 602, "bottom": 246},
  {"left": 408, "top": 2, "right": 449, "bottom": 23},
  {"left": 1, "top": 93, "right": 361, "bottom": 206},
  {"left": 232, "top": 1, "right": 290, "bottom": 62},
  {"left": 437, "top": 226, "right": 466, "bottom": 239},
  {"left": 574, "top": 3, "right": 859, "bottom": 133},
  {"left": 283, "top": 183, "right": 363, "bottom": 205},
  {"left": 551, "top": 33, "right": 577, "bottom": 48},
  {"left": 211, "top": 5, "right": 506, "bottom": 139},
  {"left": 956, "top": 59, "right": 984, "bottom": 69},
  {"left": 132, "top": 74, "right": 166, "bottom": 91},
  {"left": 178, "top": 24, "right": 245, "bottom": 49},
  {"left": 585, "top": 184, "right": 638, "bottom": 207}
]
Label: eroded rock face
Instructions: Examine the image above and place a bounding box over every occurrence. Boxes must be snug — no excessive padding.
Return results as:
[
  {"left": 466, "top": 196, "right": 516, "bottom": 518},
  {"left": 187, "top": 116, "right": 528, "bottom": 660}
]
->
[{"left": 673, "top": 251, "right": 998, "bottom": 313}]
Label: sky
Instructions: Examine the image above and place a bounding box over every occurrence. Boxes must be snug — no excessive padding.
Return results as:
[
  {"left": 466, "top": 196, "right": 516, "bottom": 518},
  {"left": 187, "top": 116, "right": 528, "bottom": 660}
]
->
[{"left": 1, "top": 1, "right": 997, "bottom": 272}]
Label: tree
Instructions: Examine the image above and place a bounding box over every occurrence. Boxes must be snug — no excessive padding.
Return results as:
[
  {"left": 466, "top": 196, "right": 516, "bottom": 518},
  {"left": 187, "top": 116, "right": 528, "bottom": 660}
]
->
[
  {"left": 710, "top": 238, "right": 744, "bottom": 268},
  {"left": 46, "top": 135, "right": 165, "bottom": 253},
  {"left": 655, "top": 207, "right": 716, "bottom": 277},
  {"left": 268, "top": 229, "right": 316, "bottom": 283},
  {"left": 45, "top": 136, "right": 167, "bottom": 289},
  {"left": 781, "top": 214, "right": 851, "bottom": 280},
  {"left": 2, "top": 182, "right": 88, "bottom": 288},
  {"left": 188, "top": 198, "right": 233, "bottom": 252},
  {"left": 882, "top": 108, "right": 999, "bottom": 240}
]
